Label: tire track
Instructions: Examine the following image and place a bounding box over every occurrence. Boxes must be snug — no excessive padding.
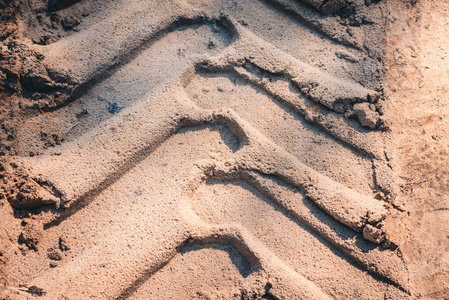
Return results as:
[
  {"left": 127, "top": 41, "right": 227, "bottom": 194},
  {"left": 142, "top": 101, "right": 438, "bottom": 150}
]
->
[
  {"left": 2, "top": 1, "right": 406, "bottom": 299},
  {"left": 32, "top": 0, "right": 381, "bottom": 109}
]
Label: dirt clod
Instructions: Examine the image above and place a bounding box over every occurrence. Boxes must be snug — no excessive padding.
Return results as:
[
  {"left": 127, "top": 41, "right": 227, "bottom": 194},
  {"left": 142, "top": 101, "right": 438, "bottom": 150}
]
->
[
  {"left": 47, "top": 248, "right": 62, "bottom": 260},
  {"left": 18, "top": 219, "right": 43, "bottom": 250},
  {"left": 363, "top": 224, "right": 384, "bottom": 244},
  {"left": 353, "top": 102, "right": 380, "bottom": 129},
  {"left": 25, "top": 285, "right": 46, "bottom": 296},
  {"left": 62, "top": 16, "right": 80, "bottom": 30},
  {"left": 59, "top": 235, "right": 70, "bottom": 251}
]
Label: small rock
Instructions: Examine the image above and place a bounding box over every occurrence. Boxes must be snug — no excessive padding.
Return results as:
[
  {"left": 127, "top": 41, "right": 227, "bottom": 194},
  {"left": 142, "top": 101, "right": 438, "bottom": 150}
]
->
[{"left": 353, "top": 102, "right": 380, "bottom": 129}]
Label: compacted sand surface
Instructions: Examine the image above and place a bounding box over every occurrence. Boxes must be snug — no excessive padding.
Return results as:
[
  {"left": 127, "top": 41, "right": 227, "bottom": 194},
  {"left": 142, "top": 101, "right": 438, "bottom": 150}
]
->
[{"left": 0, "top": 0, "right": 448, "bottom": 299}]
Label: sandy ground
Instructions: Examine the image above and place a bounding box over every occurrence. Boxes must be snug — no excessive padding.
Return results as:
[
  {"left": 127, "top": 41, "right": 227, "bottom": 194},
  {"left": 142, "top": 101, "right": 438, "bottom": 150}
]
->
[
  {"left": 0, "top": 0, "right": 448, "bottom": 299},
  {"left": 384, "top": 1, "right": 449, "bottom": 298}
]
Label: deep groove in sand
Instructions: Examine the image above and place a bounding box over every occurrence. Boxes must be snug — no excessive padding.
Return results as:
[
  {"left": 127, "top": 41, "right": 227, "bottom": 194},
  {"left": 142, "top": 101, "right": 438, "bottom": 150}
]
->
[
  {"left": 238, "top": 172, "right": 408, "bottom": 292},
  {"left": 188, "top": 171, "right": 408, "bottom": 292},
  {"left": 116, "top": 241, "right": 257, "bottom": 300},
  {"left": 43, "top": 59, "right": 385, "bottom": 230},
  {"left": 192, "top": 68, "right": 377, "bottom": 161},
  {"left": 44, "top": 121, "right": 241, "bottom": 229},
  {"left": 43, "top": 15, "right": 238, "bottom": 112}
]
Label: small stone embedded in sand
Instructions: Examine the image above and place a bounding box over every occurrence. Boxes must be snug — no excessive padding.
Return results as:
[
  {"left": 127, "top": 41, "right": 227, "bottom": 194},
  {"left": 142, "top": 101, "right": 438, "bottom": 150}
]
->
[{"left": 353, "top": 102, "right": 380, "bottom": 129}]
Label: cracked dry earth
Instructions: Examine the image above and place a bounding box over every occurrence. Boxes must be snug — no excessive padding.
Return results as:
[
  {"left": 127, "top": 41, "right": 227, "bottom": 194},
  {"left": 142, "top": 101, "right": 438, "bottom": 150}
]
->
[{"left": 0, "top": 0, "right": 448, "bottom": 299}]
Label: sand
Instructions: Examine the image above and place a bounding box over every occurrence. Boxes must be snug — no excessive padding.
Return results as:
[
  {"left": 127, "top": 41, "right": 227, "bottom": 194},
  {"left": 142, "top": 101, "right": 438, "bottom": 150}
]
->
[{"left": 0, "top": 0, "right": 448, "bottom": 299}]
